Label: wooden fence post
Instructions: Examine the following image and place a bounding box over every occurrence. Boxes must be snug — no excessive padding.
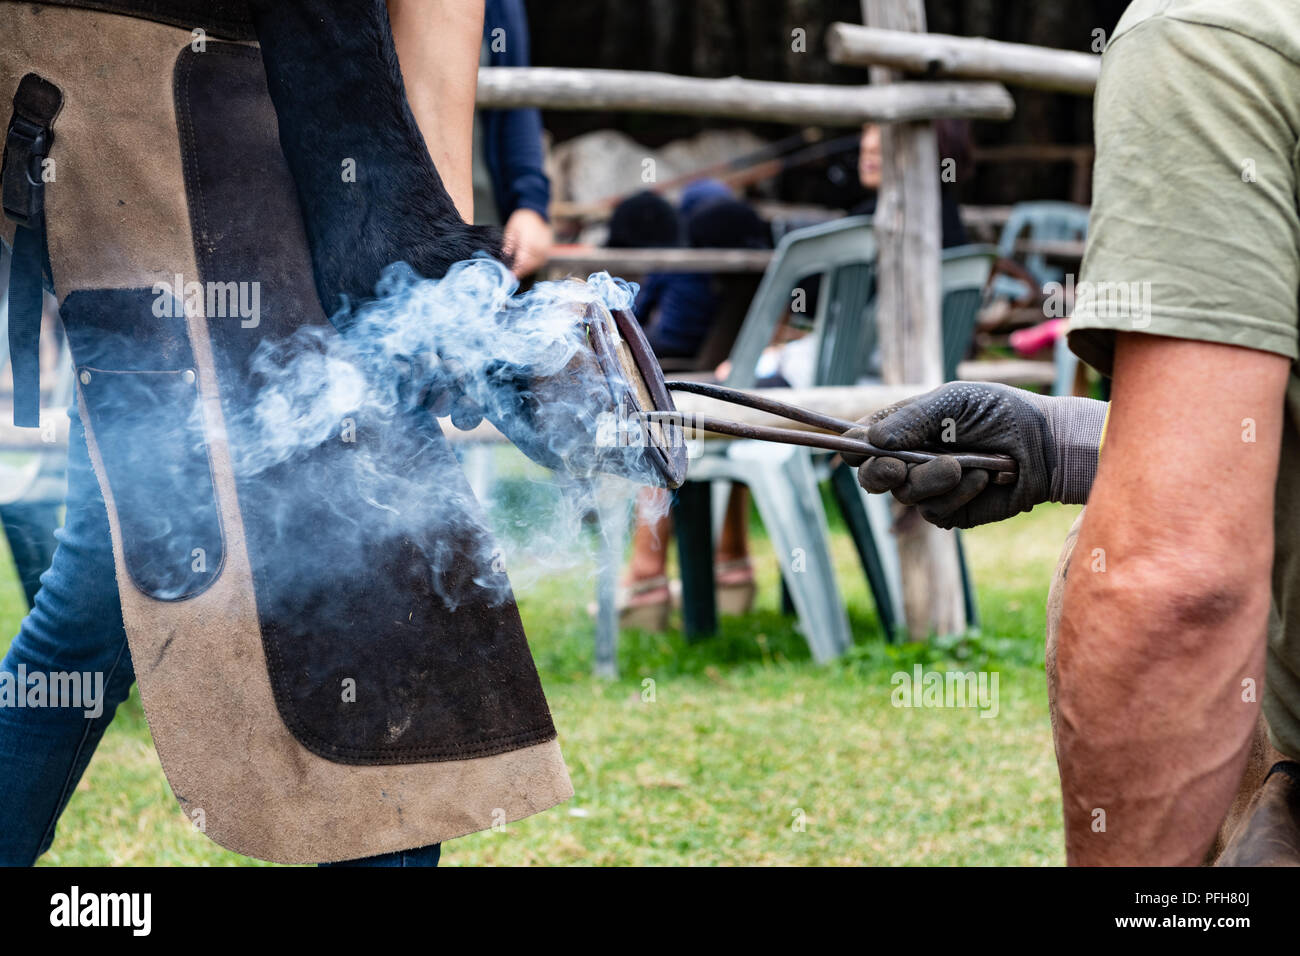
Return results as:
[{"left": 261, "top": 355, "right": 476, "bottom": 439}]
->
[{"left": 862, "top": 0, "right": 968, "bottom": 639}]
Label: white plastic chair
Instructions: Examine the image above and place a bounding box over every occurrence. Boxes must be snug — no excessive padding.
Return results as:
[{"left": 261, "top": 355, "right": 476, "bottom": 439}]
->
[
  {"left": 676, "top": 223, "right": 996, "bottom": 657},
  {"left": 675, "top": 218, "right": 880, "bottom": 660}
]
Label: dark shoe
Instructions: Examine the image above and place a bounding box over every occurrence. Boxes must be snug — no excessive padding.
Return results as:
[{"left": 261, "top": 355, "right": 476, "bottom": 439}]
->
[{"left": 1216, "top": 762, "right": 1300, "bottom": 867}]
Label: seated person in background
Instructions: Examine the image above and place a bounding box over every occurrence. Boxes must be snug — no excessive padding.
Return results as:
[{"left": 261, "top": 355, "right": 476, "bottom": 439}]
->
[
  {"left": 619, "top": 124, "right": 973, "bottom": 630},
  {"left": 632, "top": 179, "right": 771, "bottom": 359},
  {"left": 663, "top": 120, "right": 977, "bottom": 628},
  {"left": 606, "top": 189, "right": 681, "bottom": 251},
  {"left": 735, "top": 119, "right": 976, "bottom": 389},
  {"left": 851, "top": 120, "right": 971, "bottom": 247},
  {"left": 615, "top": 181, "right": 773, "bottom": 629}
]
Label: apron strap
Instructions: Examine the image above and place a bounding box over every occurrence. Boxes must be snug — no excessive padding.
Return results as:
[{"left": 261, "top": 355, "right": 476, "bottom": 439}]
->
[{"left": 2, "top": 74, "right": 63, "bottom": 428}]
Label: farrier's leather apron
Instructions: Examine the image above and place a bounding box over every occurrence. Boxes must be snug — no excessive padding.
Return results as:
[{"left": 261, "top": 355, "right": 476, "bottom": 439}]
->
[{"left": 0, "top": 0, "right": 572, "bottom": 863}]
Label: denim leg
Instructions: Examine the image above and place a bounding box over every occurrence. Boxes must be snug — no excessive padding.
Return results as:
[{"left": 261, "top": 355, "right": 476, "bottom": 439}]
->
[
  {"left": 0, "top": 407, "right": 444, "bottom": 867},
  {"left": 0, "top": 406, "right": 134, "bottom": 865},
  {"left": 319, "top": 843, "right": 442, "bottom": 867}
]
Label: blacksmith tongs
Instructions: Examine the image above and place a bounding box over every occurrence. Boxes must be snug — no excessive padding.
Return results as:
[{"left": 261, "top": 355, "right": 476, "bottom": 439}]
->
[{"left": 646, "top": 381, "right": 1018, "bottom": 485}]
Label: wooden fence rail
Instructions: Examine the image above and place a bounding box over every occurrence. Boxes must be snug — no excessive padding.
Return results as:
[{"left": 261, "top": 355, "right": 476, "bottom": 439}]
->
[
  {"left": 827, "top": 23, "right": 1100, "bottom": 96},
  {"left": 476, "top": 66, "right": 1014, "bottom": 126}
]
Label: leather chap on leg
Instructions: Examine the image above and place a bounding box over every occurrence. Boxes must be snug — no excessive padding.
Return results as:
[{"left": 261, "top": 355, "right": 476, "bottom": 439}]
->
[{"left": 0, "top": 1, "right": 572, "bottom": 863}]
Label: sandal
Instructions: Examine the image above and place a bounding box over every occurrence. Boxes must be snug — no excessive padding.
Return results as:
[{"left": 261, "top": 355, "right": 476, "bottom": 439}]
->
[
  {"left": 588, "top": 575, "right": 672, "bottom": 632},
  {"left": 666, "top": 560, "right": 757, "bottom": 617},
  {"left": 715, "top": 559, "right": 757, "bottom": 617}
]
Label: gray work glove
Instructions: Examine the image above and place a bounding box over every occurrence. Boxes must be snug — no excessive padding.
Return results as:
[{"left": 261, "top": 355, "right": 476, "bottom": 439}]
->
[{"left": 843, "top": 382, "right": 1107, "bottom": 529}]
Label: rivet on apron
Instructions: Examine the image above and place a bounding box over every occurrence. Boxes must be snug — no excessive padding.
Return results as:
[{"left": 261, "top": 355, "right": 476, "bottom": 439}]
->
[
  {"left": 182, "top": 369, "right": 197, "bottom": 385},
  {"left": 78, "top": 370, "right": 91, "bottom": 385}
]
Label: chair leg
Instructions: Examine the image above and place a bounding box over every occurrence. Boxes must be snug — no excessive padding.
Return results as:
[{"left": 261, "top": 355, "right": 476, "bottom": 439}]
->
[
  {"left": 1052, "top": 334, "right": 1080, "bottom": 398},
  {"left": 458, "top": 443, "right": 497, "bottom": 502},
  {"left": 830, "top": 462, "right": 899, "bottom": 641},
  {"left": 709, "top": 479, "right": 730, "bottom": 541},
  {"left": 731, "top": 444, "right": 851, "bottom": 662},
  {"left": 780, "top": 578, "right": 795, "bottom": 617},
  {"left": 592, "top": 492, "right": 629, "bottom": 679},
  {"left": 956, "top": 530, "right": 980, "bottom": 631},
  {"left": 672, "top": 481, "right": 716, "bottom": 640}
]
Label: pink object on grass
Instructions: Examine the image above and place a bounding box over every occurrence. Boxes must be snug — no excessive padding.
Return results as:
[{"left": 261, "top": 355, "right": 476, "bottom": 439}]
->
[{"left": 1009, "top": 318, "right": 1067, "bottom": 357}]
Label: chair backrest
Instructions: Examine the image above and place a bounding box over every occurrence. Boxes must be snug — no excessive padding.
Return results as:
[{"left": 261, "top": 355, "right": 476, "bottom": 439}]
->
[
  {"left": 815, "top": 248, "right": 995, "bottom": 386},
  {"left": 940, "top": 244, "right": 998, "bottom": 382},
  {"left": 812, "top": 261, "right": 879, "bottom": 387},
  {"left": 723, "top": 218, "right": 994, "bottom": 390},
  {"left": 996, "top": 201, "right": 1089, "bottom": 288},
  {"left": 722, "top": 216, "right": 877, "bottom": 389}
]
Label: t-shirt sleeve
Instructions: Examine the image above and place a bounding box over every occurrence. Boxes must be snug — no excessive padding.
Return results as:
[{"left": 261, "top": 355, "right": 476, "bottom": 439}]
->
[{"left": 1068, "top": 15, "right": 1300, "bottom": 376}]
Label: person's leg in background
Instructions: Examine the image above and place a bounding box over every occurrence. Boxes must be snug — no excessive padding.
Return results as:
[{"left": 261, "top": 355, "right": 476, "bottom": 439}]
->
[
  {"left": 618, "top": 488, "right": 674, "bottom": 631},
  {"left": 620, "top": 483, "right": 757, "bottom": 629},
  {"left": 0, "top": 405, "right": 135, "bottom": 865},
  {"left": 714, "top": 485, "right": 755, "bottom": 615}
]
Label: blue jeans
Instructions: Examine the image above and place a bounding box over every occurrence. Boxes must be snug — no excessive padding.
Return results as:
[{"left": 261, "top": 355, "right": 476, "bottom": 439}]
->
[{"left": 0, "top": 407, "right": 439, "bottom": 867}]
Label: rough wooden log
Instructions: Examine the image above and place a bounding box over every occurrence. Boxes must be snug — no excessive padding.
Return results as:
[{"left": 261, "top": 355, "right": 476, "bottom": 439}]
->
[
  {"left": 545, "top": 246, "right": 773, "bottom": 277},
  {"left": 1015, "top": 237, "right": 1086, "bottom": 261},
  {"left": 957, "top": 359, "right": 1056, "bottom": 386},
  {"left": 827, "top": 23, "right": 1101, "bottom": 96},
  {"left": 542, "top": 234, "right": 1086, "bottom": 277},
  {"left": 863, "top": 0, "right": 968, "bottom": 640},
  {"left": 546, "top": 247, "right": 769, "bottom": 277},
  {"left": 476, "top": 66, "right": 1014, "bottom": 126}
]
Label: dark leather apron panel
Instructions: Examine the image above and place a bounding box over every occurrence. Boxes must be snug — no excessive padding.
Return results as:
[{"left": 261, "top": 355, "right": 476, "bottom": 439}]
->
[
  {"left": 248, "top": 0, "right": 501, "bottom": 317},
  {"left": 0, "top": 0, "right": 256, "bottom": 40},
  {"left": 173, "top": 43, "right": 557, "bottom": 765},
  {"left": 63, "top": 288, "right": 225, "bottom": 600}
]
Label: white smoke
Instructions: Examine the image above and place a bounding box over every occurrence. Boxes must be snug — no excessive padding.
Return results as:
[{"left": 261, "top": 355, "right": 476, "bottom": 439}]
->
[{"left": 223, "top": 255, "right": 665, "bottom": 607}]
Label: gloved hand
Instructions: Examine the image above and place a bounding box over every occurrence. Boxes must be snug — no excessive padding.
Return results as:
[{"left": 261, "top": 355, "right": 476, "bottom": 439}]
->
[{"left": 843, "top": 382, "right": 1107, "bottom": 529}]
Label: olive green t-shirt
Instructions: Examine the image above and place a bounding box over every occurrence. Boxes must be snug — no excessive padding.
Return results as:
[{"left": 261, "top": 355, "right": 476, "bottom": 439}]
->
[{"left": 1067, "top": 0, "right": 1300, "bottom": 760}]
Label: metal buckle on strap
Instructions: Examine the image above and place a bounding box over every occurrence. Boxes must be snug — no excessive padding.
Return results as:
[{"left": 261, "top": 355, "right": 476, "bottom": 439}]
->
[{"left": 2, "top": 113, "right": 53, "bottom": 228}]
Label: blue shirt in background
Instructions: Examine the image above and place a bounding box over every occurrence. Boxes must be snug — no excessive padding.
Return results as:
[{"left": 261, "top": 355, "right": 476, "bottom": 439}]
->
[{"left": 481, "top": 0, "right": 550, "bottom": 222}]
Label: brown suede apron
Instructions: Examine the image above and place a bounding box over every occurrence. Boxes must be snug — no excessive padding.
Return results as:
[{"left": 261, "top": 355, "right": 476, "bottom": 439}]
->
[{"left": 0, "top": 0, "right": 572, "bottom": 863}]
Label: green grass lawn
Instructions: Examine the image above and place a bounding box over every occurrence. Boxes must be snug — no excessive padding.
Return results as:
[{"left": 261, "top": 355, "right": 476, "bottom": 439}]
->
[{"left": 1, "top": 489, "right": 1080, "bottom": 866}]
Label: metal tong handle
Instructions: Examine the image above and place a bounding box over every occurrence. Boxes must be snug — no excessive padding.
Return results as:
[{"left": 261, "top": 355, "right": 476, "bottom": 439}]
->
[{"left": 658, "top": 380, "right": 1019, "bottom": 484}]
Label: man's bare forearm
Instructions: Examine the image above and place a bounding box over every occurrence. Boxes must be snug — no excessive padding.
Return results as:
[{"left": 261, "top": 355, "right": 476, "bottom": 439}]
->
[
  {"left": 1056, "top": 528, "right": 1269, "bottom": 864},
  {"left": 1054, "top": 334, "right": 1285, "bottom": 865}
]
